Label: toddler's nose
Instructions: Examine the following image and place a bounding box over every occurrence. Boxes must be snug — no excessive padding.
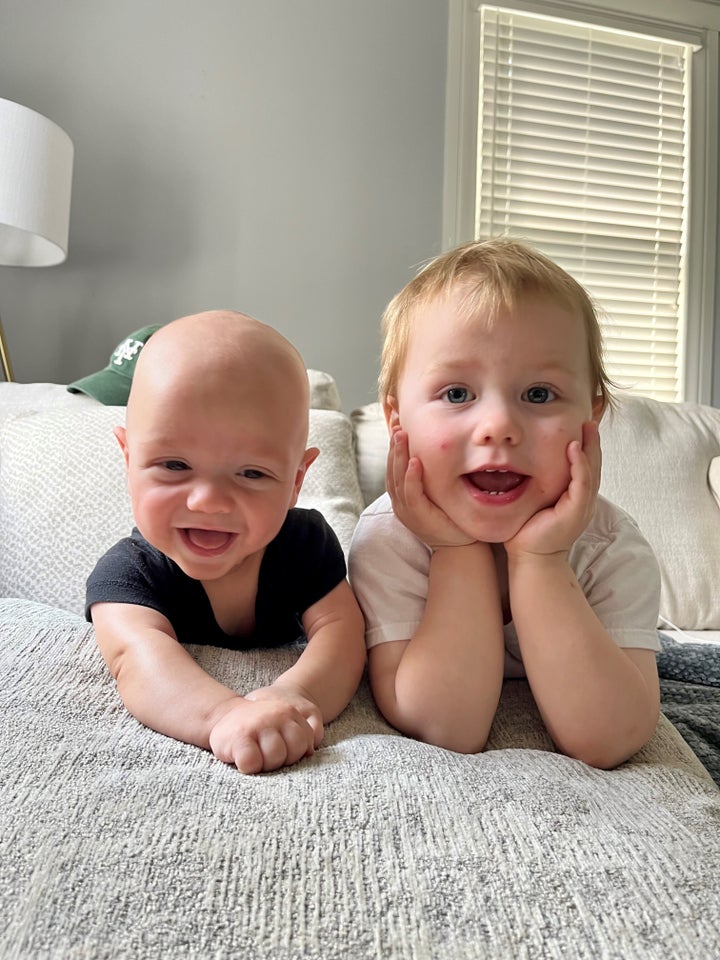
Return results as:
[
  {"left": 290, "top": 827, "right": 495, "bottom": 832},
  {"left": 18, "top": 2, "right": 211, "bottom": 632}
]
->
[{"left": 472, "top": 399, "right": 521, "bottom": 445}]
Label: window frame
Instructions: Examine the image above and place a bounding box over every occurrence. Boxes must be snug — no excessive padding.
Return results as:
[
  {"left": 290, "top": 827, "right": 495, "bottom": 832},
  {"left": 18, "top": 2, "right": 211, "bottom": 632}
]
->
[{"left": 443, "top": 0, "right": 720, "bottom": 405}]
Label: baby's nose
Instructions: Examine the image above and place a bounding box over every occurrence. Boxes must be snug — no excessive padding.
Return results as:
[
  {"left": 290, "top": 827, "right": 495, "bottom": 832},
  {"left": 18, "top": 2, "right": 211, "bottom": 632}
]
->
[{"left": 186, "top": 480, "right": 234, "bottom": 513}]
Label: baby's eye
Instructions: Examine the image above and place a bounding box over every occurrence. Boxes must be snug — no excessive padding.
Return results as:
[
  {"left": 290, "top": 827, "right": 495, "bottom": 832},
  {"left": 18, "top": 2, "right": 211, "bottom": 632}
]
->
[
  {"left": 523, "top": 385, "right": 556, "bottom": 404},
  {"left": 240, "top": 468, "right": 267, "bottom": 480},
  {"left": 162, "top": 460, "right": 189, "bottom": 471},
  {"left": 443, "top": 386, "right": 475, "bottom": 404}
]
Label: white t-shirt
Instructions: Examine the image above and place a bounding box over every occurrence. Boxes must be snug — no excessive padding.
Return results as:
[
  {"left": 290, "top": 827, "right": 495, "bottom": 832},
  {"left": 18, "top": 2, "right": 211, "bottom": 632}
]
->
[{"left": 348, "top": 493, "right": 661, "bottom": 678}]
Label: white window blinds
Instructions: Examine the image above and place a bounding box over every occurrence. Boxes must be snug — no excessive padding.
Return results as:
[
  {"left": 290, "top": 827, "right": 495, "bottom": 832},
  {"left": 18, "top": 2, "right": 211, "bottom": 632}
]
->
[{"left": 477, "top": 7, "right": 692, "bottom": 402}]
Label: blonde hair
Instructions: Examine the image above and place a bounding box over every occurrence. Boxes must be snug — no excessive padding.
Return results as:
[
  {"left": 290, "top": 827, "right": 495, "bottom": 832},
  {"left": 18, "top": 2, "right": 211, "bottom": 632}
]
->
[{"left": 379, "top": 237, "right": 613, "bottom": 410}]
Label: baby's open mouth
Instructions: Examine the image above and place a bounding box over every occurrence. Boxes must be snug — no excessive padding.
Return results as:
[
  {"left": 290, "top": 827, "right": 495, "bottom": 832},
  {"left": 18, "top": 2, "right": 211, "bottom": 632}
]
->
[
  {"left": 465, "top": 469, "right": 527, "bottom": 495},
  {"left": 186, "top": 528, "right": 234, "bottom": 551}
]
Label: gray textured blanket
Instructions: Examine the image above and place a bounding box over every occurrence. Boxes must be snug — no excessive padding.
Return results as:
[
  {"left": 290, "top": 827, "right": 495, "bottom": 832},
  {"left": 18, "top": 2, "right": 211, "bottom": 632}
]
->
[
  {"left": 658, "top": 632, "right": 720, "bottom": 786},
  {"left": 2, "top": 599, "right": 720, "bottom": 960}
]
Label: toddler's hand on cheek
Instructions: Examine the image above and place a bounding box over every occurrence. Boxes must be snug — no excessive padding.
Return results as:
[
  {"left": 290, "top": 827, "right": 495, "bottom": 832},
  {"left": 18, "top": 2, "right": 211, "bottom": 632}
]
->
[
  {"left": 387, "top": 428, "right": 474, "bottom": 549},
  {"left": 504, "top": 421, "right": 602, "bottom": 560}
]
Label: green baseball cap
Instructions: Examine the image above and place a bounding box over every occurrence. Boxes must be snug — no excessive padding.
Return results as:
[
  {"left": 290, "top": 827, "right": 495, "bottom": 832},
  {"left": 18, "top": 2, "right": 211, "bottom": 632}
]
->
[{"left": 66, "top": 324, "right": 162, "bottom": 405}]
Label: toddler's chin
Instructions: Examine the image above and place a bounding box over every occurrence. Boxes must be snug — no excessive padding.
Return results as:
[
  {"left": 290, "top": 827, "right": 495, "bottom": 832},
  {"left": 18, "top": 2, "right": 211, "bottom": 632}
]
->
[{"left": 455, "top": 515, "right": 527, "bottom": 546}]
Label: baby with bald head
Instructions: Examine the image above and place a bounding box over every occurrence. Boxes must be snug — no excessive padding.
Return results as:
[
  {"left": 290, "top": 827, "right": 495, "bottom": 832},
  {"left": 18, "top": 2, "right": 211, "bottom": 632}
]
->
[{"left": 88, "top": 310, "right": 365, "bottom": 774}]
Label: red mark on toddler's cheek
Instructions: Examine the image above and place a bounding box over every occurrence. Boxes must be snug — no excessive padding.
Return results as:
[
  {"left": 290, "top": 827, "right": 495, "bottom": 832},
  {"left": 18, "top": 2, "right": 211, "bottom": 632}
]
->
[{"left": 438, "top": 440, "right": 450, "bottom": 452}]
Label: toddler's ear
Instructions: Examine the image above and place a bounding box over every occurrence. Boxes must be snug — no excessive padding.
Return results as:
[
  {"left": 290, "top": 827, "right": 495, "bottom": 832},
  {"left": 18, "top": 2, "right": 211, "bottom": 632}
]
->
[
  {"left": 113, "top": 425, "right": 130, "bottom": 468},
  {"left": 591, "top": 394, "right": 606, "bottom": 423},
  {"left": 383, "top": 396, "right": 401, "bottom": 433}
]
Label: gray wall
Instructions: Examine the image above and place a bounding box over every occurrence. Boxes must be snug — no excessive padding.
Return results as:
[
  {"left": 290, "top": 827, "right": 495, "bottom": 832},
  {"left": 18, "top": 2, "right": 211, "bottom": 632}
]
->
[{"left": 0, "top": 0, "right": 448, "bottom": 409}]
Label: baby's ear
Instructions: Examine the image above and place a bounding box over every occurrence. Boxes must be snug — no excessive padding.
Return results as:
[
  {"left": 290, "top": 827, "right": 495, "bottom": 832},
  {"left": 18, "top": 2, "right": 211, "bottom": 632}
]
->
[
  {"left": 113, "top": 425, "right": 130, "bottom": 468},
  {"left": 289, "top": 446, "right": 320, "bottom": 506},
  {"left": 383, "top": 395, "right": 401, "bottom": 433}
]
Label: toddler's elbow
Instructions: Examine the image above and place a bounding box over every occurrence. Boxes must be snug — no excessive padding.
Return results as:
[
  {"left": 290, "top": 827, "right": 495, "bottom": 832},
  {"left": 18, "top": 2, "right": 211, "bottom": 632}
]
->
[
  {"left": 371, "top": 671, "right": 495, "bottom": 755},
  {"left": 563, "top": 742, "right": 623, "bottom": 770},
  {"left": 397, "top": 713, "right": 491, "bottom": 756},
  {"left": 559, "top": 711, "right": 660, "bottom": 770}
]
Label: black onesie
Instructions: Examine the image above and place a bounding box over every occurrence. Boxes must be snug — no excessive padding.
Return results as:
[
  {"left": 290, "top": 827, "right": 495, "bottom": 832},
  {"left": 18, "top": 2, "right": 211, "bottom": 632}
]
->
[{"left": 85, "top": 508, "right": 346, "bottom": 650}]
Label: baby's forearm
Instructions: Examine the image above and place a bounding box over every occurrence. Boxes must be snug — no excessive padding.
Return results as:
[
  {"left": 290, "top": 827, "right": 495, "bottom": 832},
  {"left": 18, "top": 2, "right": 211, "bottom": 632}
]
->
[
  {"left": 508, "top": 553, "right": 659, "bottom": 767},
  {"left": 376, "top": 543, "right": 505, "bottom": 752},
  {"left": 273, "top": 627, "right": 365, "bottom": 723},
  {"left": 110, "top": 629, "right": 240, "bottom": 748},
  {"left": 269, "top": 579, "right": 366, "bottom": 723}
]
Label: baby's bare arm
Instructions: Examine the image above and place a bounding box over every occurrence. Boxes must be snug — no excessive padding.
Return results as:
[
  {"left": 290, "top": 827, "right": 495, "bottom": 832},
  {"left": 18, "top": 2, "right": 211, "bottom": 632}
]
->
[
  {"left": 92, "top": 602, "right": 317, "bottom": 773},
  {"left": 252, "top": 580, "right": 366, "bottom": 725}
]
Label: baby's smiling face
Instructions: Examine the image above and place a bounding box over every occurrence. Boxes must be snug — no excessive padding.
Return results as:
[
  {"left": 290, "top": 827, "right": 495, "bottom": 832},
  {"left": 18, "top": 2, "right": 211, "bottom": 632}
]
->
[{"left": 116, "top": 311, "right": 317, "bottom": 583}]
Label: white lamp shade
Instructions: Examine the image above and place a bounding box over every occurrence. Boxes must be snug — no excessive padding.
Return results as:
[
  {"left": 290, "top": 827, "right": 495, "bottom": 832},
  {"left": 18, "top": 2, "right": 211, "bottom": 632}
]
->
[{"left": 0, "top": 98, "right": 74, "bottom": 267}]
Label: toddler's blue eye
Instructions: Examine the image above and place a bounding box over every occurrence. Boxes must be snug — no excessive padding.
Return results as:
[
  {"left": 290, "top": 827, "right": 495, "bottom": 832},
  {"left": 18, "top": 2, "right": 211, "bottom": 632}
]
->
[
  {"left": 163, "top": 460, "right": 188, "bottom": 471},
  {"left": 241, "top": 469, "right": 266, "bottom": 480},
  {"left": 524, "top": 386, "right": 555, "bottom": 404},
  {"left": 444, "top": 386, "right": 472, "bottom": 404}
]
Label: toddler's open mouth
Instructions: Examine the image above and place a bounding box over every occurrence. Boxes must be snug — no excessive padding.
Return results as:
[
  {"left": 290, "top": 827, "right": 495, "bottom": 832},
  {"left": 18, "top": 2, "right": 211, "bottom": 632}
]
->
[{"left": 465, "top": 469, "right": 527, "bottom": 496}]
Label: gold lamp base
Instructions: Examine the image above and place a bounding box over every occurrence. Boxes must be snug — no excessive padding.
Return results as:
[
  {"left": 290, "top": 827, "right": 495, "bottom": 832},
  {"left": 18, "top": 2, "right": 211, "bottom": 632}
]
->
[{"left": 0, "top": 313, "right": 14, "bottom": 381}]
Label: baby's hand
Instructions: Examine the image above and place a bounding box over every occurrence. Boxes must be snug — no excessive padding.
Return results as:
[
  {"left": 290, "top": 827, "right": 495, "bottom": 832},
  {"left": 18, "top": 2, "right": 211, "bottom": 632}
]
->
[
  {"left": 387, "top": 428, "right": 474, "bottom": 549},
  {"left": 245, "top": 682, "right": 324, "bottom": 743},
  {"left": 208, "top": 691, "right": 320, "bottom": 775},
  {"left": 505, "top": 421, "right": 601, "bottom": 559}
]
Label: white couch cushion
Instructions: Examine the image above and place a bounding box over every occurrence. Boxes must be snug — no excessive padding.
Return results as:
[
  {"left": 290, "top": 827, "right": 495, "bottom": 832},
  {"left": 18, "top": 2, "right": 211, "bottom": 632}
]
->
[
  {"left": 350, "top": 402, "right": 388, "bottom": 507},
  {"left": 307, "top": 369, "right": 342, "bottom": 410},
  {"left": 0, "top": 404, "right": 363, "bottom": 616},
  {"left": 0, "top": 406, "right": 133, "bottom": 615},
  {"left": 0, "top": 382, "right": 99, "bottom": 423},
  {"left": 0, "top": 370, "right": 341, "bottom": 416},
  {"left": 300, "top": 408, "right": 365, "bottom": 555},
  {"left": 598, "top": 396, "right": 720, "bottom": 630}
]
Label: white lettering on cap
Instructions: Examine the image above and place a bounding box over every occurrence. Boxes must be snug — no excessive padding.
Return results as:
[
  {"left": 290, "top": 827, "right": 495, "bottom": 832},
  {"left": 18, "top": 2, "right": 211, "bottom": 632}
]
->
[{"left": 112, "top": 338, "right": 144, "bottom": 366}]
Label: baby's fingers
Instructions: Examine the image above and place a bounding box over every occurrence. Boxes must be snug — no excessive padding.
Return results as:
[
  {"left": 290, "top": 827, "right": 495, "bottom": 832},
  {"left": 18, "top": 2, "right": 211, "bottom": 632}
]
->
[
  {"left": 302, "top": 709, "right": 325, "bottom": 750},
  {"left": 256, "top": 720, "right": 315, "bottom": 772},
  {"left": 230, "top": 720, "right": 314, "bottom": 774},
  {"left": 211, "top": 700, "right": 317, "bottom": 774},
  {"left": 231, "top": 737, "right": 265, "bottom": 775}
]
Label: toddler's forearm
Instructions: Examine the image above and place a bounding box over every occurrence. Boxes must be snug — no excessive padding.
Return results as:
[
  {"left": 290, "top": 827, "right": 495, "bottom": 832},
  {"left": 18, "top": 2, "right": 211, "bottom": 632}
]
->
[
  {"left": 374, "top": 542, "right": 505, "bottom": 752},
  {"left": 508, "top": 553, "right": 659, "bottom": 766}
]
